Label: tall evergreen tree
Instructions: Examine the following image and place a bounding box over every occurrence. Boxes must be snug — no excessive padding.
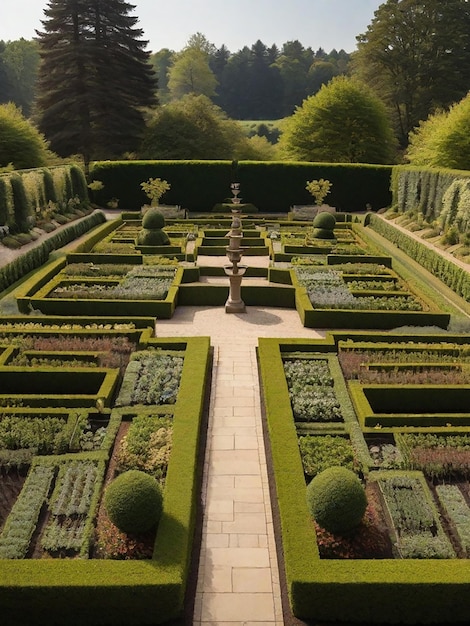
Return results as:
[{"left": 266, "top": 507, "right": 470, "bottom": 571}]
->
[{"left": 35, "top": 0, "right": 157, "bottom": 171}]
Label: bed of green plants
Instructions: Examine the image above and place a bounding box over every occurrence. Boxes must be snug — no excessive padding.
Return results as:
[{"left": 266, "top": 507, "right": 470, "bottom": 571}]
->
[
  {"left": 0, "top": 317, "right": 211, "bottom": 626},
  {"left": 259, "top": 332, "right": 470, "bottom": 624}
]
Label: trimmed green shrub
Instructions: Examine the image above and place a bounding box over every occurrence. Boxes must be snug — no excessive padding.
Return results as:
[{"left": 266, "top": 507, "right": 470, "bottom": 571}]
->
[
  {"left": 104, "top": 469, "right": 163, "bottom": 533},
  {"left": 10, "top": 173, "right": 31, "bottom": 232},
  {"left": 313, "top": 212, "right": 336, "bottom": 230},
  {"left": 43, "top": 168, "right": 57, "bottom": 204},
  {"left": 142, "top": 208, "right": 165, "bottom": 230},
  {"left": 136, "top": 209, "right": 170, "bottom": 245},
  {"left": 306, "top": 466, "right": 367, "bottom": 534},
  {"left": 69, "top": 165, "right": 89, "bottom": 202},
  {"left": 135, "top": 229, "right": 170, "bottom": 245},
  {"left": 313, "top": 227, "right": 336, "bottom": 239}
]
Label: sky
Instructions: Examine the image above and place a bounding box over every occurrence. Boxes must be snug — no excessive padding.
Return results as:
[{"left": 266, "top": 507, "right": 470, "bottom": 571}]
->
[{"left": 0, "top": 0, "right": 383, "bottom": 54}]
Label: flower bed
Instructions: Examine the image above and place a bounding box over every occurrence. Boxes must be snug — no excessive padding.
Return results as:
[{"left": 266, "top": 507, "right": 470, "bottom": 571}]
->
[
  {"left": 258, "top": 334, "right": 470, "bottom": 624},
  {"left": 0, "top": 324, "right": 211, "bottom": 625}
]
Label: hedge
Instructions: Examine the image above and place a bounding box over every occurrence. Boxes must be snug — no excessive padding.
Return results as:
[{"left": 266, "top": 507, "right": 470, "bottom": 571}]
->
[
  {"left": 291, "top": 270, "right": 450, "bottom": 330},
  {"left": 15, "top": 264, "right": 184, "bottom": 319},
  {"left": 0, "top": 335, "right": 211, "bottom": 625},
  {"left": 349, "top": 381, "right": 470, "bottom": 429},
  {"left": 0, "top": 211, "right": 107, "bottom": 293},
  {"left": 258, "top": 336, "right": 470, "bottom": 624},
  {"left": 390, "top": 165, "right": 470, "bottom": 227},
  {"left": 0, "top": 367, "right": 119, "bottom": 409},
  {"left": 368, "top": 214, "right": 470, "bottom": 302},
  {"left": 89, "top": 160, "right": 393, "bottom": 213}
]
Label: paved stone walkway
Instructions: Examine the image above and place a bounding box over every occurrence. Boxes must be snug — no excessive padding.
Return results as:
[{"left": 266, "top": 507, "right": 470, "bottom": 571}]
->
[{"left": 156, "top": 304, "right": 324, "bottom": 625}]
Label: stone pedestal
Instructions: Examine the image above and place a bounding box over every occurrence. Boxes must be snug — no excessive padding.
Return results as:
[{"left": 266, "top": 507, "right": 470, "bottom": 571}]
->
[
  {"left": 224, "top": 185, "right": 247, "bottom": 313},
  {"left": 224, "top": 266, "right": 247, "bottom": 313}
]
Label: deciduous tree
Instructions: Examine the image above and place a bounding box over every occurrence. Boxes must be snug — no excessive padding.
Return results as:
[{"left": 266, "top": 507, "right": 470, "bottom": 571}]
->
[
  {"left": 407, "top": 93, "right": 470, "bottom": 170},
  {"left": 0, "top": 102, "right": 50, "bottom": 169},
  {"left": 278, "top": 76, "right": 397, "bottom": 164},
  {"left": 167, "top": 33, "right": 217, "bottom": 100},
  {"left": 353, "top": 0, "right": 470, "bottom": 147},
  {"left": 2, "top": 39, "right": 40, "bottom": 117},
  {"left": 139, "top": 94, "right": 246, "bottom": 159}
]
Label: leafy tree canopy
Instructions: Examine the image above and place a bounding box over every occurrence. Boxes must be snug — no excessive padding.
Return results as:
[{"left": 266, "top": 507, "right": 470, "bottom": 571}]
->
[
  {"left": 353, "top": 0, "right": 470, "bottom": 147},
  {"left": 0, "top": 102, "right": 50, "bottom": 169},
  {"left": 167, "top": 47, "right": 218, "bottom": 100},
  {"left": 139, "top": 94, "right": 274, "bottom": 160},
  {"left": 0, "top": 39, "right": 40, "bottom": 117},
  {"left": 407, "top": 93, "right": 470, "bottom": 170},
  {"left": 278, "top": 75, "right": 397, "bottom": 164}
]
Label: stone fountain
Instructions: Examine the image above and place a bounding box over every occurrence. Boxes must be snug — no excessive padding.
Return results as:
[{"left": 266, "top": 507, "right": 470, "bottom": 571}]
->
[{"left": 224, "top": 183, "right": 247, "bottom": 313}]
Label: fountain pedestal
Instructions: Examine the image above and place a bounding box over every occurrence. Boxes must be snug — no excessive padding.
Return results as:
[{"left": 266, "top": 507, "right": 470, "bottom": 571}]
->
[{"left": 224, "top": 183, "right": 247, "bottom": 313}]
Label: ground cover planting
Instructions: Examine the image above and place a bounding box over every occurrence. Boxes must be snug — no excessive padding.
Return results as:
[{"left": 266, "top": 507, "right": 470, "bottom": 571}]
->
[
  {"left": 0, "top": 311, "right": 211, "bottom": 625},
  {"left": 258, "top": 332, "right": 470, "bottom": 623}
]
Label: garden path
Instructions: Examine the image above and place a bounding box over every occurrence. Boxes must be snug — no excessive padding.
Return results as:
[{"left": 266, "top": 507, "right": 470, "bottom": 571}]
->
[{"left": 156, "top": 288, "right": 325, "bottom": 625}]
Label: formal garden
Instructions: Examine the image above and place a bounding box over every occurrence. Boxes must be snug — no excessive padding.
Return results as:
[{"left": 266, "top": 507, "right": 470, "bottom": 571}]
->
[{"left": 0, "top": 160, "right": 470, "bottom": 624}]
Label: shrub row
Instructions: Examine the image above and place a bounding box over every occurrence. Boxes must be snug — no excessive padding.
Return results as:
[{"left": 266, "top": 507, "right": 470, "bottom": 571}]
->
[
  {"left": 0, "top": 211, "right": 106, "bottom": 293},
  {"left": 89, "top": 160, "right": 393, "bottom": 213},
  {"left": 391, "top": 165, "right": 470, "bottom": 230},
  {"left": 368, "top": 213, "right": 470, "bottom": 301},
  {"left": 0, "top": 165, "right": 89, "bottom": 231}
]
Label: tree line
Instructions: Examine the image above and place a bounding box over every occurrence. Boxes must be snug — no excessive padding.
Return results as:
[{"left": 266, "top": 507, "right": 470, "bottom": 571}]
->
[
  {"left": 0, "top": 35, "right": 350, "bottom": 125},
  {"left": 152, "top": 36, "right": 350, "bottom": 120},
  {"left": 1, "top": 0, "right": 470, "bottom": 172}
]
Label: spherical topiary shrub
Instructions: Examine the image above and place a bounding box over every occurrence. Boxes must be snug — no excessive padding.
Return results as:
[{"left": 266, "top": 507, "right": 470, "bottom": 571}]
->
[
  {"left": 136, "top": 208, "right": 170, "bottom": 245},
  {"left": 313, "top": 211, "right": 336, "bottom": 230},
  {"left": 104, "top": 470, "right": 163, "bottom": 534},
  {"left": 306, "top": 466, "right": 367, "bottom": 535},
  {"left": 312, "top": 211, "right": 336, "bottom": 239},
  {"left": 142, "top": 208, "right": 166, "bottom": 230}
]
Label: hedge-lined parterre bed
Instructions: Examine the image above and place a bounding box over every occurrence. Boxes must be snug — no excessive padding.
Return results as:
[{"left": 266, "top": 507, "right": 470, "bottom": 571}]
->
[
  {"left": 15, "top": 256, "right": 183, "bottom": 318},
  {"left": 258, "top": 333, "right": 470, "bottom": 624},
  {"left": 287, "top": 261, "right": 450, "bottom": 329},
  {"left": 0, "top": 333, "right": 211, "bottom": 625}
]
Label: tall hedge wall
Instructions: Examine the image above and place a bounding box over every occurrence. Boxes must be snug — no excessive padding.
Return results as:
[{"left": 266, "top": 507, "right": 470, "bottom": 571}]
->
[
  {"left": 0, "top": 165, "right": 89, "bottom": 230},
  {"left": 89, "top": 160, "right": 393, "bottom": 213},
  {"left": 391, "top": 166, "right": 470, "bottom": 229}
]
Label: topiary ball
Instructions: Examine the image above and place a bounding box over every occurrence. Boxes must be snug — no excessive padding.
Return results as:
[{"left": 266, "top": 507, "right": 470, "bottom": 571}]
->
[
  {"left": 312, "top": 227, "right": 336, "bottom": 240},
  {"left": 313, "top": 211, "right": 336, "bottom": 230},
  {"left": 142, "top": 208, "right": 166, "bottom": 230},
  {"left": 136, "top": 228, "right": 170, "bottom": 245},
  {"left": 104, "top": 470, "right": 163, "bottom": 534},
  {"left": 306, "top": 466, "right": 367, "bottom": 535}
]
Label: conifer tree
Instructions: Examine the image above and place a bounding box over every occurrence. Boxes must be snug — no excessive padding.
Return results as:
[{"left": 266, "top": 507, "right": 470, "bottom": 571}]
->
[{"left": 35, "top": 0, "right": 157, "bottom": 172}]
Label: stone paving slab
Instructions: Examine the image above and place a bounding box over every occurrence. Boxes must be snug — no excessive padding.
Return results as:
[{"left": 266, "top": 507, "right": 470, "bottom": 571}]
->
[{"left": 157, "top": 306, "right": 324, "bottom": 625}]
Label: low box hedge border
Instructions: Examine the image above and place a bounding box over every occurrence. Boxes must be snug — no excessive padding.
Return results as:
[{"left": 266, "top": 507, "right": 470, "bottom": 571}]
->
[
  {"left": 349, "top": 381, "right": 470, "bottom": 429},
  {"left": 0, "top": 315, "right": 156, "bottom": 331},
  {"left": 15, "top": 264, "right": 184, "bottom": 319},
  {"left": 258, "top": 336, "right": 470, "bottom": 624},
  {"left": 0, "top": 366, "right": 119, "bottom": 409},
  {"left": 0, "top": 335, "right": 211, "bottom": 626},
  {"left": 292, "top": 271, "right": 451, "bottom": 330}
]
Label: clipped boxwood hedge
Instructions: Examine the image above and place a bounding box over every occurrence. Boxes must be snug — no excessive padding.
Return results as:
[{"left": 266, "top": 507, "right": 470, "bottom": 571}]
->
[
  {"left": 258, "top": 336, "right": 470, "bottom": 624},
  {"left": 0, "top": 336, "right": 211, "bottom": 626},
  {"left": 368, "top": 214, "right": 470, "bottom": 302}
]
